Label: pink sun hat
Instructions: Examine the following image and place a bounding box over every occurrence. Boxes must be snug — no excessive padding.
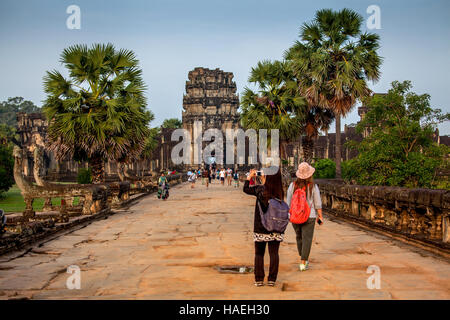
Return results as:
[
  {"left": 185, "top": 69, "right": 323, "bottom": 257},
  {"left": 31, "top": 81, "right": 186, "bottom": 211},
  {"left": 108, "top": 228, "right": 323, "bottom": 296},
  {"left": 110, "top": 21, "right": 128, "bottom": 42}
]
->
[{"left": 296, "top": 162, "right": 315, "bottom": 179}]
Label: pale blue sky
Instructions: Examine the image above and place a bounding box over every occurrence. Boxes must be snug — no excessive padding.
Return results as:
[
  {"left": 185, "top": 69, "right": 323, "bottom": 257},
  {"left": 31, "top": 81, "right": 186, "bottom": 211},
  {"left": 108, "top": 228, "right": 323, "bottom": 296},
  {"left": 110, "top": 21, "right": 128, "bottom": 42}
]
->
[{"left": 1, "top": 0, "right": 449, "bottom": 134}]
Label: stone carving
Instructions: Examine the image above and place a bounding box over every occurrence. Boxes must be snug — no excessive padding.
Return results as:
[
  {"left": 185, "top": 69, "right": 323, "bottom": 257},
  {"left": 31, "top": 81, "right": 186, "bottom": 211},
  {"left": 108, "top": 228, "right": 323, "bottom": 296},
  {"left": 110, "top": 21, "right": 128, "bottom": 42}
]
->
[
  {"left": 13, "top": 146, "right": 110, "bottom": 220},
  {"left": 117, "top": 162, "right": 155, "bottom": 194}
]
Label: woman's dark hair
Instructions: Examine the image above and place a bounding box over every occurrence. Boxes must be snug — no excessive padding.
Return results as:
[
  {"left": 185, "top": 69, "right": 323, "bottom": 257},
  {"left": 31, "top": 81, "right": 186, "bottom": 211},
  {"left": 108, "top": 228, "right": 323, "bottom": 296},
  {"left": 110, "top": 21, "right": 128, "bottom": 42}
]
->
[
  {"left": 263, "top": 169, "right": 284, "bottom": 200},
  {"left": 294, "top": 176, "right": 314, "bottom": 199}
]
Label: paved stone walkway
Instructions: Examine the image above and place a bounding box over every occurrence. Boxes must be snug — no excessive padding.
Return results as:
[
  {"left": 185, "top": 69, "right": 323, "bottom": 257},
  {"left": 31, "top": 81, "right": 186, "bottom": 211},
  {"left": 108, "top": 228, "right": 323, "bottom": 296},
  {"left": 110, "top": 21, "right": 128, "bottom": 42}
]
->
[{"left": 0, "top": 181, "right": 449, "bottom": 299}]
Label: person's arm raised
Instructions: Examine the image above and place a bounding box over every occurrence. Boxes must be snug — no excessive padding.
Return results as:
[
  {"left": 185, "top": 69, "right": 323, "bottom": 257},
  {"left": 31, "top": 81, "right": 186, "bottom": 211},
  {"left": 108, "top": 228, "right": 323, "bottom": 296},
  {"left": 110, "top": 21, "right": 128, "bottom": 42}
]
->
[{"left": 243, "top": 170, "right": 257, "bottom": 195}]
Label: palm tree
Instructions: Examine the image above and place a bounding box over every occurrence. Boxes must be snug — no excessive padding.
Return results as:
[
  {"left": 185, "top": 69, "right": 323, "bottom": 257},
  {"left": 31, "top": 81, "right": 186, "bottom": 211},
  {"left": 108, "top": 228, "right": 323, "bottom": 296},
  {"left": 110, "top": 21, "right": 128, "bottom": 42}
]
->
[
  {"left": 285, "top": 8, "right": 382, "bottom": 177},
  {"left": 43, "top": 43, "right": 153, "bottom": 183},
  {"left": 240, "top": 60, "right": 305, "bottom": 162},
  {"left": 301, "top": 106, "right": 334, "bottom": 163},
  {"left": 241, "top": 60, "right": 334, "bottom": 165}
]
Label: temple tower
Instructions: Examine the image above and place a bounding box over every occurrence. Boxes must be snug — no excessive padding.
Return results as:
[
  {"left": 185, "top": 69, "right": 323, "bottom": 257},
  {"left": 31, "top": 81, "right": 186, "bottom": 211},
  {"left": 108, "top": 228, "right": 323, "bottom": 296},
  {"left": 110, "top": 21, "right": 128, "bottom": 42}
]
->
[{"left": 182, "top": 67, "right": 241, "bottom": 168}]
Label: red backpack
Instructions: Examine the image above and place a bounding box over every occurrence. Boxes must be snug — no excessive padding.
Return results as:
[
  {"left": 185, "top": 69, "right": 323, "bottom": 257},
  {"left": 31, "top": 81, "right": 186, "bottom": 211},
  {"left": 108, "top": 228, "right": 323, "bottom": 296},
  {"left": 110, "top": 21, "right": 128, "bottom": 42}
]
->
[{"left": 289, "top": 184, "right": 311, "bottom": 224}]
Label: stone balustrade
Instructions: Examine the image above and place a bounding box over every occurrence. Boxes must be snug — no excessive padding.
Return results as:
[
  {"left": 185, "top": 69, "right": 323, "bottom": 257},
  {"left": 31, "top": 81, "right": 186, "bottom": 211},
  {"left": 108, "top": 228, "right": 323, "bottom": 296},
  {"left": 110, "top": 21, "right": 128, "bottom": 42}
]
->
[
  {"left": 1, "top": 149, "right": 189, "bottom": 255},
  {"left": 315, "top": 179, "right": 450, "bottom": 250}
]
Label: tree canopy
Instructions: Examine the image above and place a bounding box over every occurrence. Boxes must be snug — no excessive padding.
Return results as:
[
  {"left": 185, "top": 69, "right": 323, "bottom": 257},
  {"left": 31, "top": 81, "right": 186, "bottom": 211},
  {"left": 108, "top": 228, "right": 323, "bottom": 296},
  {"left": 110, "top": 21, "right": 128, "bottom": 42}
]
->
[
  {"left": 240, "top": 60, "right": 306, "bottom": 159},
  {"left": 0, "top": 97, "right": 41, "bottom": 127},
  {"left": 345, "top": 81, "right": 450, "bottom": 188},
  {"left": 0, "top": 143, "right": 14, "bottom": 196},
  {"left": 42, "top": 43, "right": 153, "bottom": 183},
  {"left": 285, "top": 8, "right": 382, "bottom": 175},
  {"left": 161, "top": 118, "right": 182, "bottom": 129}
]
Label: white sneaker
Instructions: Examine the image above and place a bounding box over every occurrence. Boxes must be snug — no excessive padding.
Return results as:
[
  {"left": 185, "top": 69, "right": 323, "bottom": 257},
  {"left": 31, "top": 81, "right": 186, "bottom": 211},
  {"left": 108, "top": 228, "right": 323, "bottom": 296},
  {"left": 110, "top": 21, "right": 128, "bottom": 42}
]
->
[{"left": 299, "top": 261, "right": 309, "bottom": 271}]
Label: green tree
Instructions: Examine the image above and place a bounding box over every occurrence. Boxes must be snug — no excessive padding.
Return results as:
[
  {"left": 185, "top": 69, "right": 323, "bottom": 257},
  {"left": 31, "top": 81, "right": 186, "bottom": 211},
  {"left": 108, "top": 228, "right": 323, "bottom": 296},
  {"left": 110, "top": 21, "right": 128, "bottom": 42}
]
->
[
  {"left": 0, "top": 143, "right": 14, "bottom": 196},
  {"left": 346, "top": 81, "right": 450, "bottom": 188},
  {"left": 0, "top": 124, "right": 20, "bottom": 147},
  {"left": 42, "top": 43, "right": 153, "bottom": 183},
  {"left": 161, "top": 118, "right": 182, "bottom": 129},
  {"left": 285, "top": 8, "right": 382, "bottom": 177},
  {"left": 301, "top": 106, "right": 334, "bottom": 163},
  {"left": 313, "top": 158, "right": 336, "bottom": 179},
  {"left": 240, "top": 60, "right": 306, "bottom": 161},
  {"left": 141, "top": 127, "right": 160, "bottom": 159},
  {"left": 0, "top": 97, "right": 41, "bottom": 127},
  {"left": 77, "top": 168, "right": 92, "bottom": 184}
]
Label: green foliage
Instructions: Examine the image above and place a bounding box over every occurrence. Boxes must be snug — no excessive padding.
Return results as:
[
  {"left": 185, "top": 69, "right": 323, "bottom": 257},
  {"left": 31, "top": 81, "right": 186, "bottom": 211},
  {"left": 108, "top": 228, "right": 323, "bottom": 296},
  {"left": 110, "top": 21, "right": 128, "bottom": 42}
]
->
[
  {"left": 0, "top": 144, "right": 14, "bottom": 196},
  {"left": 0, "top": 97, "right": 41, "bottom": 127},
  {"left": 0, "top": 124, "right": 20, "bottom": 147},
  {"left": 77, "top": 168, "right": 92, "bottom": 184},
  {"left": 346, "top": 81, "right": 450, "bottom": 188},
  {"left": 342, "top": 159, "right": 359, "bottom": 183},
  {"left": 42, "top": 43, "right": 153, "bottom": 165},
  {"left": 313, "top": 158, "right": 336, "bottom": 179},
  {"left": 240, "top": 60, "right": 306, "bottom": 140},
  {"left": 161, "top": 118, "right": 182, "bottom": 129},
  {"left": 141, "top": 127, "right": 160, "bottom": 159},
  {"left": 240, "top": 60, "right": 309, "bottom": 160},
  {"left": 284, "top": 8, "right": 382, "bottom": 115},
  {"left": 285, "top": 8, "right": 382, "bottom": 169}
]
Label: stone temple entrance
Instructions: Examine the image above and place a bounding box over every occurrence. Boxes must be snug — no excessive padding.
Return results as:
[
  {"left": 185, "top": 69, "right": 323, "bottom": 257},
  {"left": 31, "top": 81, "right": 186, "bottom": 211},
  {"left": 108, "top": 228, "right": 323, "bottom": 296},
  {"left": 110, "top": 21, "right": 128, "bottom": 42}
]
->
[{"left": 182, "top": 67, "right": 242, "bottom": 169}]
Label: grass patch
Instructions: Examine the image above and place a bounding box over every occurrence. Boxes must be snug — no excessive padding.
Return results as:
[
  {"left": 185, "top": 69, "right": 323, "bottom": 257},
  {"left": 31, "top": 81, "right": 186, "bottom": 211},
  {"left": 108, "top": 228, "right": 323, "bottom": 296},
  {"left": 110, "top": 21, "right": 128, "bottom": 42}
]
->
[{"left": 0, "top": 185, "right": 79, "bottom": 213}]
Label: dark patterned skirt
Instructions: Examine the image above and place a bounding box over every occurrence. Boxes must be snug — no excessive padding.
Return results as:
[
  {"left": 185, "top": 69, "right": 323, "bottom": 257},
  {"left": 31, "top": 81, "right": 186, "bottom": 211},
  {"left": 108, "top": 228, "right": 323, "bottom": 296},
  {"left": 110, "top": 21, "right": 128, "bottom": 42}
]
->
[{"left": 253, "top": 232, "right": 284, "bottom": 242}]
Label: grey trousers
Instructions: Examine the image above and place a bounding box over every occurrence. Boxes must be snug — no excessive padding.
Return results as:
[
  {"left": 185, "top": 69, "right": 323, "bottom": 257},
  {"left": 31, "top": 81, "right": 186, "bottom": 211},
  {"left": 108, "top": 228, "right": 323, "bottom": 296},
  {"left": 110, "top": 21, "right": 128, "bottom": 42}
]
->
[{"left": 292, "top": 218, "right": 316, "bottom": 261}]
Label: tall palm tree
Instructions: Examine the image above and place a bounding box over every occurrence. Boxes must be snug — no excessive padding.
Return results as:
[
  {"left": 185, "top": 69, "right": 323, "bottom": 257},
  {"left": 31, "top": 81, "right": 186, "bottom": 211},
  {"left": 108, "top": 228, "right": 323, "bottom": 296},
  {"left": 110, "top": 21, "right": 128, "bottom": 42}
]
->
[
  {"left": 43, "top": 43, "right": 153, "bottom": 183},
  {"left": 240, "top": 60, "right": 305, "bottom": 162},
  {"left": 285, "top": 8, "right": 382, "bottom": 177}
]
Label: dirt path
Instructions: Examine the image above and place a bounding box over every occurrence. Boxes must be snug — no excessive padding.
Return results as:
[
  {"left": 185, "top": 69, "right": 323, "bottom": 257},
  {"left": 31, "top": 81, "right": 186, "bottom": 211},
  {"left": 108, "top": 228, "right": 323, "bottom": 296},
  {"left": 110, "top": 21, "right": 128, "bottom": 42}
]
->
[{"left": 0, "top": 181, "right": 449, "bottom": 299}]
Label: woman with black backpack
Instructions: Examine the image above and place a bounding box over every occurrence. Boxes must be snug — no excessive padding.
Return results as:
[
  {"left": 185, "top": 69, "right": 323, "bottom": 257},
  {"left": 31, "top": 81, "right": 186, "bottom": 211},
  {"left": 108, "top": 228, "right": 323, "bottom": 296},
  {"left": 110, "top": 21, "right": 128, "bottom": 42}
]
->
[
  {"left": 286, "top": 162, "right": 323, "bottom": 272},
  {"left": 243, "top": 168, "right": 285, "bottom": 287}
]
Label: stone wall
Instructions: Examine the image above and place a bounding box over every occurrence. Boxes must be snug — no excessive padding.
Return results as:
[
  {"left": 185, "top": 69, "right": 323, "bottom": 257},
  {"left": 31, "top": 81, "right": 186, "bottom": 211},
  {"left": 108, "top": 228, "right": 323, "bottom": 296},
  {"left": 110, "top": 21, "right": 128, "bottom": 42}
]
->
[{"left": 315, "top": 179, "right": 450, "bottom": 252}]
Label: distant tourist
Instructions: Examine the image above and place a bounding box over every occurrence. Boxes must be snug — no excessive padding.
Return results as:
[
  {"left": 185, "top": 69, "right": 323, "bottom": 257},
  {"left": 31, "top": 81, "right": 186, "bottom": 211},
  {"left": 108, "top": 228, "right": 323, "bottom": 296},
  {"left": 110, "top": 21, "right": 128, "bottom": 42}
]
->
[
  {"left": 286, "top": 162, "right": 323, "bottom": 272},
  {"left": 233, "top": 171, "right": 239, "bottom": 188},
  {"left": 220, "top": 169, "right": 225, "bottom": 185},
  {"left": 208, "top": 168, "right": 213, "bottom": 185},
  {"left": 202, "top": 168, "right": 210, "bottom": 188},
  {"left": 188, "top": 171, "right": 197, "bottom": 188},
  {"left": 157, "top": 172, "right": 169, "bottom": 200},
  {"left": 226, "top": 168, "right": 233, "bottom": 186},
  {"left": 243, "top": 169, "right": 285, "bottom": 287}
]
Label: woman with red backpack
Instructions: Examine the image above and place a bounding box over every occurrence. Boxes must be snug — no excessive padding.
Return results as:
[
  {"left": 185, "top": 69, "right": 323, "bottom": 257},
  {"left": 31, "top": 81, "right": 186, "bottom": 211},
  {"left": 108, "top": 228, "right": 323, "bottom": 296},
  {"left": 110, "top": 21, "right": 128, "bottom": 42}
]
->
[
  {"left": 286, "top": 162, "right": 323, "bottom": 272},
  {"left": 243, "top": 168, "right": 285, "bottom": 287}
]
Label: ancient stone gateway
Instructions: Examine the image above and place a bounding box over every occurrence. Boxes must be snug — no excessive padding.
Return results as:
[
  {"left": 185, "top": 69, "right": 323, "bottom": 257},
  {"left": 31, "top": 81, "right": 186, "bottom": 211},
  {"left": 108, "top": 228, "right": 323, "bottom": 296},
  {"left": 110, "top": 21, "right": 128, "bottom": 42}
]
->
[{"left": 182, "top": 67, "right": 241, "bottom": 168}]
